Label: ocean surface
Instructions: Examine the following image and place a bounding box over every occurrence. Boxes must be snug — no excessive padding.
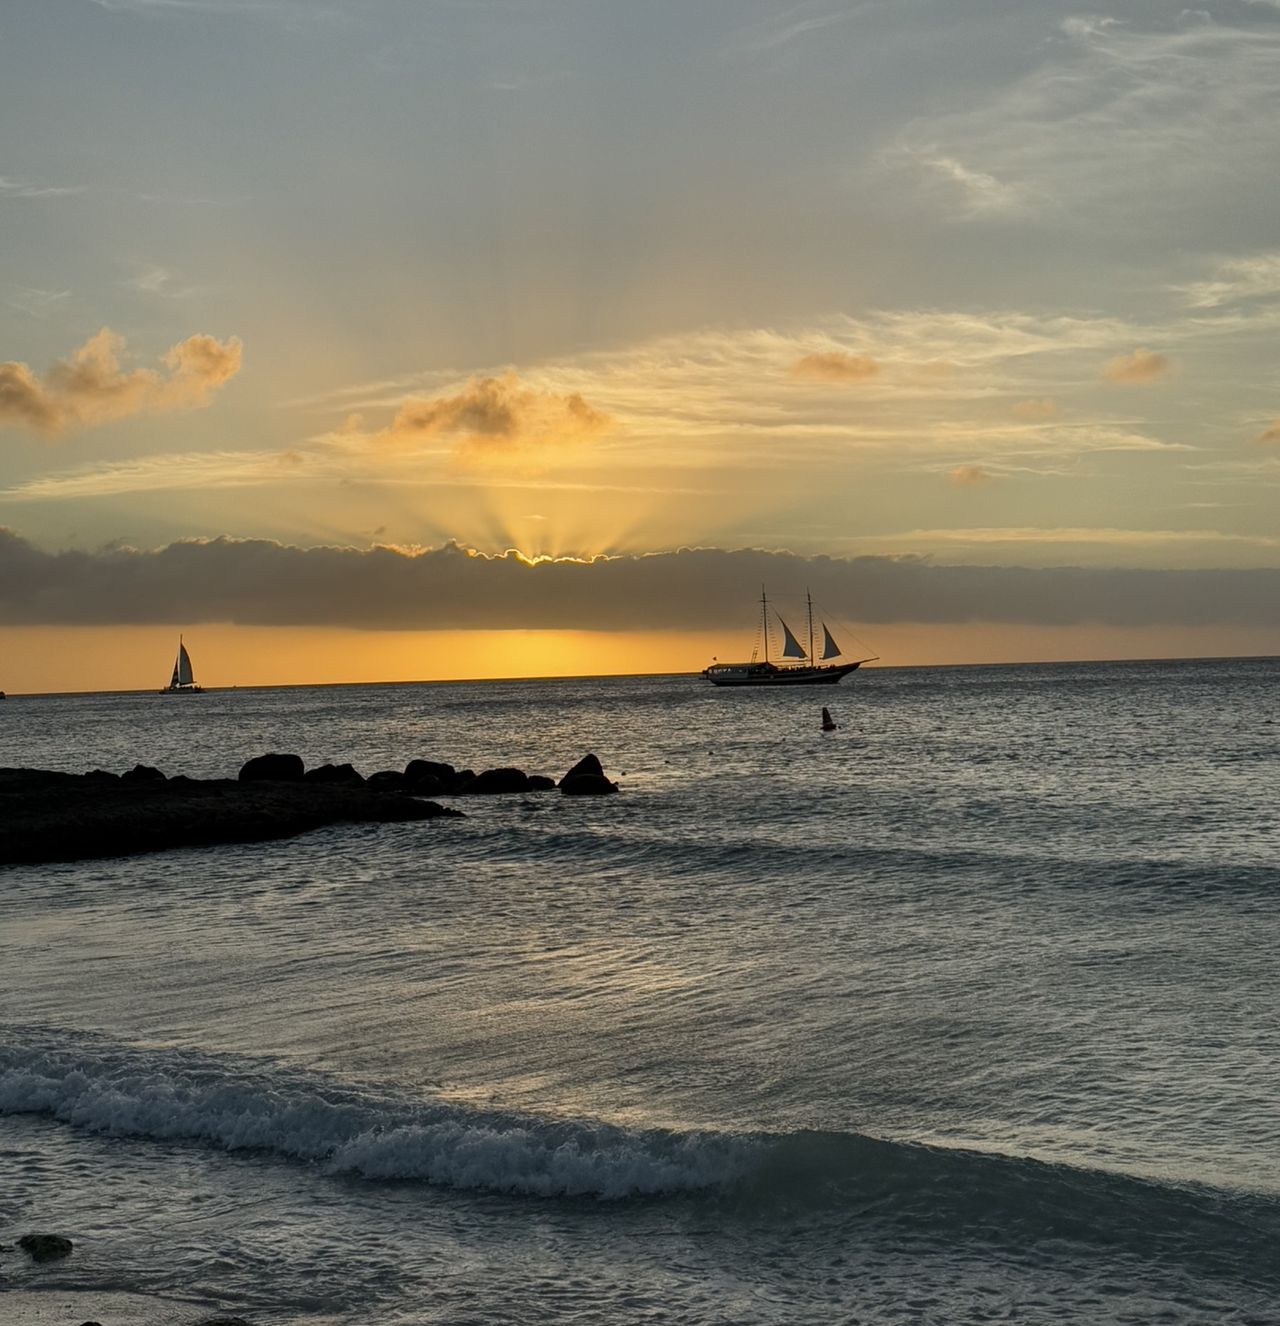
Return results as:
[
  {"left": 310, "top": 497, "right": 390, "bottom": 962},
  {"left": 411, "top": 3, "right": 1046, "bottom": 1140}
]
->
[{"left": 2, "top": 658, "right": 1278, "bottom": 1324}]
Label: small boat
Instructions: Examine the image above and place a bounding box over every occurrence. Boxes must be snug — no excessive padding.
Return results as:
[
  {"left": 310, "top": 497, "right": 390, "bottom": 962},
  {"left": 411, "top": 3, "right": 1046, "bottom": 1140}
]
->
[
  {"left": 160, "top": 636, "right": 204, "bottom": 693},
  {"left": 702, "top": 590, "right": 876, "bottom": 687}
]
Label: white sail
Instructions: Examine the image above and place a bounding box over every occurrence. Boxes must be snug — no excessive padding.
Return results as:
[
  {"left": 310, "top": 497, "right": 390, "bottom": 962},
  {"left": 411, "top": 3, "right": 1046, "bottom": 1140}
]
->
[
  {"left": 176, "top": 642, "right": 194, "bottom": 687},
  {"left": 821, "top": 624, "right": 841, "bottom": 660},
  {"left": 777, "top": 616, "right": 807, "bottom": 660}
]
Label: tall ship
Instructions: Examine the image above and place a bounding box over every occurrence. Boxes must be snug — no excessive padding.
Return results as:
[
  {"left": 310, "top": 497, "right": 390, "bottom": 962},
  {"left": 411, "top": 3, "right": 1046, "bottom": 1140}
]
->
[
  {"left": 702, "top": 590, "right": 876, "bottom": 687},
  {"left": 161, "top": 636, "right": 204, "bottom": 693}
]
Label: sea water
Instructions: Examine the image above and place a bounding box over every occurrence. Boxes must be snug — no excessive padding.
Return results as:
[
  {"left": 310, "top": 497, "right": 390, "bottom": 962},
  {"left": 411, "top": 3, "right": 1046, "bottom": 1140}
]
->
[{"left": 1, "top": 659, "right": 1278, "bottom": 1324}]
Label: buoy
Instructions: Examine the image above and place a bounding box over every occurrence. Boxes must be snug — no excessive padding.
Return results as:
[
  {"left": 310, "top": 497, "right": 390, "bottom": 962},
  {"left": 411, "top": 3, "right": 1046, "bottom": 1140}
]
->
[{"left": 821, "top": 707, "right": 838, "bottom": 732}]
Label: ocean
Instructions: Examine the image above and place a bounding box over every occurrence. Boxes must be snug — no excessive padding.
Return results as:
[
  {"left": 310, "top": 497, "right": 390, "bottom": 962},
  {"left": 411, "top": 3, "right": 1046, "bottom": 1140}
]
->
[{"left": 2, "top": 658, "right": 1278, "bottom": 1325}]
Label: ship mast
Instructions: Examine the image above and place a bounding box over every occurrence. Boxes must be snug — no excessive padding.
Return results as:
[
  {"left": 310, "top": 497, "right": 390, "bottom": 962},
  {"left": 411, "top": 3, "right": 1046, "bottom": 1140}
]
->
[
  {"left": 807, "top": 589, "right": 815, "bottom": 667},
  {"left": 761, "top": 586, "right": 769, "bottom": 664}
]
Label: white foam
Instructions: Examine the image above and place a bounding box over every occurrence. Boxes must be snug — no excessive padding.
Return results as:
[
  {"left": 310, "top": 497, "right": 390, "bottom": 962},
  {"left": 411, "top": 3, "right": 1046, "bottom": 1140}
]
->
[{"left": 0, "top": 1039, "right": 756, "bottom": 1199}]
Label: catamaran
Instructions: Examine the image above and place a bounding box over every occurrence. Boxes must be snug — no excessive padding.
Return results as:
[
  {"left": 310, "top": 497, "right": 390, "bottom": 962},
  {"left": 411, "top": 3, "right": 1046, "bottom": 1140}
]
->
[
  {"left": 702, "top": 590, "right": 876, "bottom": 687},
  {"left": 161, "top": 636, "right": 204, "bottom": 693}
]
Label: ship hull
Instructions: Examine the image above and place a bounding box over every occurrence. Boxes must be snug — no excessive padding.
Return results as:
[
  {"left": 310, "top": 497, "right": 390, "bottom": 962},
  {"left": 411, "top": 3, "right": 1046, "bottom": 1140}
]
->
[{"left": 702, "top": 662, "right": 863, "bottom": 687}]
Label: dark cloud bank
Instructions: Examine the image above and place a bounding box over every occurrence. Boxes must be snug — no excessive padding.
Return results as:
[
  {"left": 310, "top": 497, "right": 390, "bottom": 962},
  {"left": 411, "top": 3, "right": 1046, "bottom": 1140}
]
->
[{"left": 1, "top": 530, "right": 1277, "bottom": 632}]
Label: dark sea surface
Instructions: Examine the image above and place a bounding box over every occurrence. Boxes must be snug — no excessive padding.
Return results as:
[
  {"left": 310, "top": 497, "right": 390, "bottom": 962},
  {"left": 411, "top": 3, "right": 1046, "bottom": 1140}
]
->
[{"left": 2, "top": 658, "right": 1278, "bottom": 1324}]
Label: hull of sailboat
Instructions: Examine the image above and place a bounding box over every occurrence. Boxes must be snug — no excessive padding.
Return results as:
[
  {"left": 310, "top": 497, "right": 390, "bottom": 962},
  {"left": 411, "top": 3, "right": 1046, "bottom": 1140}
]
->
[
  {"left": 159, "top": 684, "right": 204, "bottom": 694},
  {"left": 702, "top": 662, "right": 863, "bottom": 687}
]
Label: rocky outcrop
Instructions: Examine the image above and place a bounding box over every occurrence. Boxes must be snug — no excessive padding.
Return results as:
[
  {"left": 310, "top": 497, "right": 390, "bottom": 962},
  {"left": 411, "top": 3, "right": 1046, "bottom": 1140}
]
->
[
  {"left": 527, "top": 775, "right": 556, "bottom": 791},
  {"left": 238, "top": 753, "right": 305, "bottom": 782},
  {"left": 17, "top": 1234, "right": 73, "bottom": 1262},
  {"left": 0, "top": 768, "right": 461, "bottom": 865},
  {"left": 559, "top": 753, "right": 604, "bottom": 783},
  {"left": 560, "top": 773, "right": 618, "bottom": 796},
  {"left": 461, "top": 767, "right": 532, "bottom": 795},
  {"left": 305, "top": 762, "right": 364, "bottom": 785},
  {"left": 558, "top": 753, "right": 618, "bottom": 795},
  {"left": 121, "top": 764, "right": 165, "bottom": 783},
  {"left": 405, "top": 759, "right": 455, "bottom": 785}
]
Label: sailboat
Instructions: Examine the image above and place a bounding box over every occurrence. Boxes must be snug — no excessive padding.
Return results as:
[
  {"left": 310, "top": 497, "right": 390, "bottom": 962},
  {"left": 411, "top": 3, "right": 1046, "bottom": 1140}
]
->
[
  {"left": 161, "top": 636, "right": 204, "bottom": 693},
  {"left": 702, "top": 590, "right": 877, "bottom": 687}
]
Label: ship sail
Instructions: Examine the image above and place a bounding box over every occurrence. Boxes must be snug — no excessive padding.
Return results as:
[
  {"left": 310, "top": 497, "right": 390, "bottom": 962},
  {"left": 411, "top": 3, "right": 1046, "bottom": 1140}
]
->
[
  {"left": 777, "top": 617, "right": 808, "bottom": 659},
  {"left": 162, "top": 636, "right": 202, "bottom": 692},
  {"left": 821, "top": 624, "right": 841, "bottom": 660}
]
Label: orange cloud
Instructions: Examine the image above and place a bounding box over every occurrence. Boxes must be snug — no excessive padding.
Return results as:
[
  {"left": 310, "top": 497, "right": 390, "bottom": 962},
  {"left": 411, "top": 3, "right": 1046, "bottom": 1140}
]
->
[
  {"left": 950, "top": 464, "right": 993, "bottom": 486},
  {"left": 1102, "top": 348, "right": 1169, "bottom": 384},
  {"left": 0, "top": 328, "right": 242, "bottom": 436},
  {"left": 791, "top": 351, "right": 880, "bottom": 383},
  {"left": 1013, "top": 397, "right": 1057, "bottom": 419},
  {"left": 385, "top": 371, "right": 613, "bottom": 461},
  {"left": 1254, "top": 421, "right": 1280, "bottom": 447}
]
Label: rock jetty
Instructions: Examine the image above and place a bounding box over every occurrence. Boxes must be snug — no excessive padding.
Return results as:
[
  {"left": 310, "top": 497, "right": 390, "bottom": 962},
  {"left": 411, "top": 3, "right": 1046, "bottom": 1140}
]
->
[{"left": 0, "top": 751, "right": 619, "bottom": 865}]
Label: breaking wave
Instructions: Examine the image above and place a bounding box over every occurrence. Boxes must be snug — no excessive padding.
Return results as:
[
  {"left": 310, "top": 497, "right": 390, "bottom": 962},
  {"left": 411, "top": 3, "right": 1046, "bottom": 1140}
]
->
[{"left": 2, "top": 1029, "right": 1277, "bottom": 1287}]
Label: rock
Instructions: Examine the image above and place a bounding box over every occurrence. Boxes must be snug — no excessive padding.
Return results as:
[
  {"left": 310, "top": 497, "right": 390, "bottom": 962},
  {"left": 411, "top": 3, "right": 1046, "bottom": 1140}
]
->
[
  {"left": 366, "top": 770, "right": 407, "bottom": 792},
  {"left": 449, "top": 769, "right": 476, "bottom": 793},
  {"left": 405, "top": 774, "right": 446, "bottom": 796},
  {"left": 238, "top": 753, "right": 305, "bottom": 782},
  {"left": 463, "top": 767, "right": 531, "bottom": 795},
  {"left": 196, "top": 1318, "right": 255, "bottom": 1326},
  {"left": 405, "top": 758, "right": 455, "bottom": 785},
  {"left": 0, "top": 775, "right": 462, "bottom": 865},
  {"left": 560, "top": 773, "right": 618, "bottom": 796},
  {"left": 527, "top": 774, "right": 556, "bottom": 791},
  {"left": 121, "top": 764, "right": 166, "bottom": 783},
  {"left": 559, "top": 753, "right": 604, "bottom": 785},
  {"left": 305, "top": 762, "right": 365, "bottom": 785},
  {"left": 17, "top": 1233, "right": 73, "bottom": 1262},
  {"left": 83, "top": 770, "right": 119, "bottom": 783}
]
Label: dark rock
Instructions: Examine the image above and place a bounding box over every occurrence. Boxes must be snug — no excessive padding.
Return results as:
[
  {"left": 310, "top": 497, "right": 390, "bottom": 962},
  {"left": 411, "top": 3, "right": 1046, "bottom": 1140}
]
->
[
  {"left": 0, "top": 774, "right": 462, "bottom": 865},
  {"left": 561, "top": 773, "right": 618, "bottom": 796},
  {"left": 167, "top": 774, "right": 203, "bottom": 789},
  {"left": 405, "top": 758, "right": 455, "bottom": 784},
  {"left": 83, "top": 769, "right": 119, "bottom": 783},
  {"left": 449, "top": 769, "right": 476, "bottom": 793},
  {"left": 463, "top": 767, "right": 531, "bottom": 795},
  {"left": 195, "top": 1318, "right": 255, "bottom": 1326},
  {"left": 305, "top": 762, "right": 365, "bottom": 785},
  {"left": 559, "top": 753, "right": 604, "bottom": 785},
  {"left": 527, "top": 774, "right": 556, "bottom": 791},
  {"left": 238, "top": 753, "right": 305, "bottom": 782},
  {"left": 122, "top": 764, "right": 166, "bottom": 783},
  {"left": 366, "top": 770, "right": 407, "bottom": 792},
  {"left": 78, "top": 1321, "right": 103, "bottom": 1325},
  {"left": 17, "top": 1233, "right": 73, "bottom": 1262},
  {"left": 405, "top": 774, "right": 446, "bottom": 796}
]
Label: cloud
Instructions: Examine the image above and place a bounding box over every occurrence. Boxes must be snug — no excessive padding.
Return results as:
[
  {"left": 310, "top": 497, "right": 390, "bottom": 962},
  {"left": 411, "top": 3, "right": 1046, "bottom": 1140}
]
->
[
  {"left": 949, "top": 464, "right": 993, "bottom": 486},
  {"left": 6, "top": 287, "right": 72, "bottom": 319},
  {"left": 884, "top": 147, "right": 1033, "bottom": 218},
  {"left": 1175, "top": 252, "right": 1280, "bottom": 308},
  {"left": 1256, "top": 421, "right": 1280, "bottom": 447},
  {"left": 0, "top": 530, "right": 1277, "bottom": 631},
  {"left": 791, "top": 351, "right": 881, "bottom": 383},
  {"left": 883, "top": 16, "right": 1280, "bottom": 229},
  {"left": 383, "top": 372, "right": 613, "bottom": 462},
  {"left": 1102, "top": 348, "right": 1169, "bottom": 384},
  {"left": 1012, "top": 397, "right": 1057, "bottom": 420},
  {"left": 0, "top": 329, "right": 242, "bottom": 435},
  {"left": 0, "top": 175, "right": 83, "bottom": 200}
]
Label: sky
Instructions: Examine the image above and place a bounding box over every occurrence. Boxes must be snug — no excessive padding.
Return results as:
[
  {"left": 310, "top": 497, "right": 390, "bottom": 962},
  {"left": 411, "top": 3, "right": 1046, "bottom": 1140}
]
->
[{"left": 2, "top": 0, "right": 1278, "bottom": 690}]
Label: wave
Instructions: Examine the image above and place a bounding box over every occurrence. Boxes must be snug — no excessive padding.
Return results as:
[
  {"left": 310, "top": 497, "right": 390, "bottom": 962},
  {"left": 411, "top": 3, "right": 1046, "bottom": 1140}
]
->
[
  {"left": 0, "top": 1032, "right": 757, "bottom": 1199},
  {"left": 2, "top": 1031, "right": 1277, "bottom": 1283}
]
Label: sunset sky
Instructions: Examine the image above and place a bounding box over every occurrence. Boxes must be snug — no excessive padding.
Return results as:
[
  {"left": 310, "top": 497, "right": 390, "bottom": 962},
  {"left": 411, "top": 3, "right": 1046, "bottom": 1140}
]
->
[{"left": 2, "top": 0, "right": 1278, "bottom": 691}]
